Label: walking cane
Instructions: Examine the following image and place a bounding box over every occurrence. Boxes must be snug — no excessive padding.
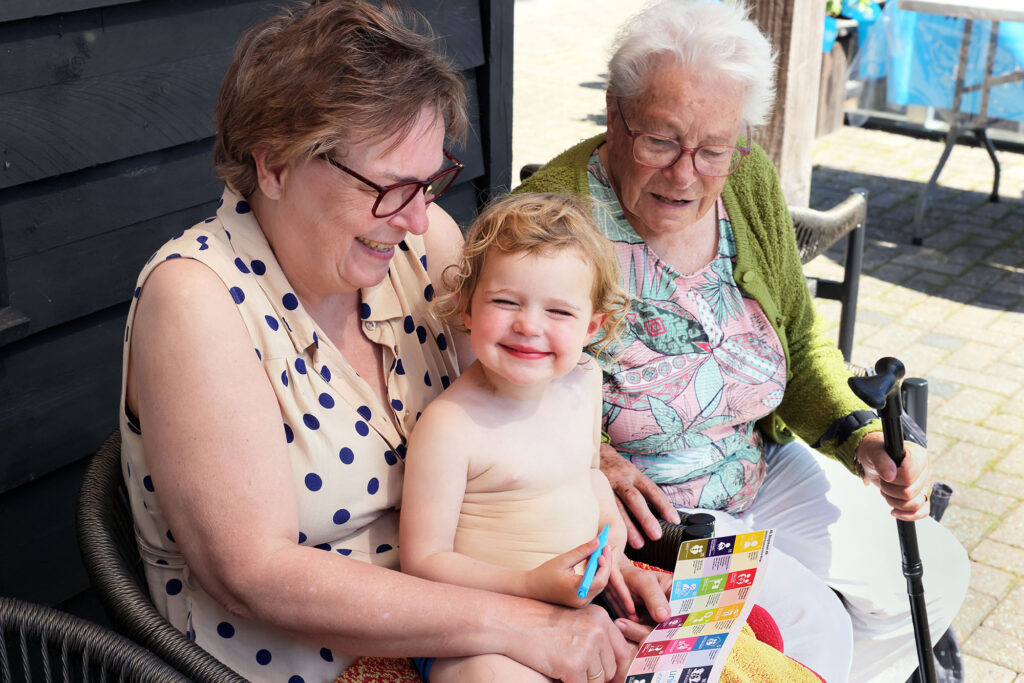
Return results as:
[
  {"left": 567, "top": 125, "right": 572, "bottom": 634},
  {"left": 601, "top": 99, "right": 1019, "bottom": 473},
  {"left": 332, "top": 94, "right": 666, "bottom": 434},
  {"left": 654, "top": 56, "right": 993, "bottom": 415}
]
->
[{"left": 848, "top": 357, "right": 937, "bottom": 683}]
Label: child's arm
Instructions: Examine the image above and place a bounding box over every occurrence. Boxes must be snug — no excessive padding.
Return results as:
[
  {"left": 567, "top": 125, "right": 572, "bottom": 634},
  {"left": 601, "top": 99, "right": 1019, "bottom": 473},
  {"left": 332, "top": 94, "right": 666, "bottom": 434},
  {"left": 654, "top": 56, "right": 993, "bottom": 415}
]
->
[{"left": 399, "top": 400, "right": 611, "bottom": 608}]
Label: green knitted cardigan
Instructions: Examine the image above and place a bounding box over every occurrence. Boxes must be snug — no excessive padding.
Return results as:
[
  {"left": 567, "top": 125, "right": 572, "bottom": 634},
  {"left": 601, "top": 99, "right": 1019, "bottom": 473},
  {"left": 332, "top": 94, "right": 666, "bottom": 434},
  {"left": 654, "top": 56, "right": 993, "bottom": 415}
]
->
[{"left": 515, "top": 134, "right": 879, "bottom": 474}]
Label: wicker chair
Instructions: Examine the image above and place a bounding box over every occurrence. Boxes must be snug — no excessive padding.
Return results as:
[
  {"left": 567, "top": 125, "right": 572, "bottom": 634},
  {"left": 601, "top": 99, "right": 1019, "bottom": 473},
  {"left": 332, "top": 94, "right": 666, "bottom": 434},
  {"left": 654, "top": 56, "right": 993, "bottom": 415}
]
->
[
  {"left": 0, "top": 596, "right": 187, "bottom": 682},
  {"left": 75, "top": 431, "right": 247, "bottom": 683},
  {"left": 791, "top": 189, "right": 867, "bottom": 362}
]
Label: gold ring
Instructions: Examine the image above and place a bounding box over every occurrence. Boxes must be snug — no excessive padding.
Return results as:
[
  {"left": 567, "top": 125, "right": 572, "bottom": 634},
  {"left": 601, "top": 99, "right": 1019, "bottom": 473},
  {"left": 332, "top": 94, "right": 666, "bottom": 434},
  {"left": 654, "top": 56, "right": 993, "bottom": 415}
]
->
[{"left": 587, "top": 670, "right": 604, "bottom": 680}]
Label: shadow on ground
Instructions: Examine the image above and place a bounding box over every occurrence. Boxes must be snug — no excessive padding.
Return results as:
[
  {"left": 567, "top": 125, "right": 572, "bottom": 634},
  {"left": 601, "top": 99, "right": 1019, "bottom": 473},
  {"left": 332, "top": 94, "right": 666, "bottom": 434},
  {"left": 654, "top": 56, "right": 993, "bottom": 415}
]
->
[{"left": 809, "top": 165, "right": 1024, "bottom": 314}]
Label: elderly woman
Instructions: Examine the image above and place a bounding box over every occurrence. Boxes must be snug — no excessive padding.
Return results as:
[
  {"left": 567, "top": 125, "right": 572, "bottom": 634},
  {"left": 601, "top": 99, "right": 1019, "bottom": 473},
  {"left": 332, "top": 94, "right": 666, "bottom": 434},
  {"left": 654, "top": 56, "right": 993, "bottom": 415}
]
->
[
  {"left": 119, "top": 2, "right": 664, "bottom": 681},
  {"left": 517, "top": 1, "right": 969, "bottom": 681}
]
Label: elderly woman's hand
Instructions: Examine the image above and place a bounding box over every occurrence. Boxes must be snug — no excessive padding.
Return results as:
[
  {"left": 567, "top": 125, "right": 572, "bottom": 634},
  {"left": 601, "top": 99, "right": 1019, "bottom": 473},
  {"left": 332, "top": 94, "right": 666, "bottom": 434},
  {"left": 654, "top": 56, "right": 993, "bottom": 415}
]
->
[
  {"left": 855, "top": 431, "right": 931, "bottom": 521},
  {"left": 599, "top": 444, "right": 681, "bottom": 549}
]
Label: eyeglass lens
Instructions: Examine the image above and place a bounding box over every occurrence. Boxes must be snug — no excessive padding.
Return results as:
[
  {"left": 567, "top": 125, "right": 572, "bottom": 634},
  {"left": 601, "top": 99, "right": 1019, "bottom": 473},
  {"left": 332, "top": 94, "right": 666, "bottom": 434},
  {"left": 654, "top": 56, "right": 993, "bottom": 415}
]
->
[
  {"left": 375, "top": 164, "right": 461, "bottom": 217},
  {"left": 633, "top": 135, "right": 745, "bottom": 177}
]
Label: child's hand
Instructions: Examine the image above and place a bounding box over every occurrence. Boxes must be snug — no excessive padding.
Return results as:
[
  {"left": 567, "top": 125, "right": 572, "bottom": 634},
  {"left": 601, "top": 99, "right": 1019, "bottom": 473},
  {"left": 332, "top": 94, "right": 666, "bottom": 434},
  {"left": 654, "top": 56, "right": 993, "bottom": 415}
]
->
[
  {"left": 601, "top": 558, "right": 638, "bottom": 622},
  {"left": 525, "top": 537, "right": 614, "bottom": 608}
]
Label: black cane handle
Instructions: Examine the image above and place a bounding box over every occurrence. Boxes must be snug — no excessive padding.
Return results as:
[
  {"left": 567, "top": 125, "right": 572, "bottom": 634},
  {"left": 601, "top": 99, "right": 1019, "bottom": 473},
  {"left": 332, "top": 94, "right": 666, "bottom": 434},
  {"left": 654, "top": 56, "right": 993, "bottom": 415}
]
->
[{"left": 848, "top": 357, "right": 907, "bottom": 467}]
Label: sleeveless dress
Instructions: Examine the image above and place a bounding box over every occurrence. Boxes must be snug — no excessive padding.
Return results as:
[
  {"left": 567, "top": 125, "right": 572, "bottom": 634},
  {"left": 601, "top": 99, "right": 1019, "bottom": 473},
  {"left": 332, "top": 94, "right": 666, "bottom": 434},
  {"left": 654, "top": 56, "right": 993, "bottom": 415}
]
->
[
  {"left": 587, "top": 152, "right": 787, "bottom": 515},
  {"left": 119, "top": 187, "right": 458, "bottom": 681}
]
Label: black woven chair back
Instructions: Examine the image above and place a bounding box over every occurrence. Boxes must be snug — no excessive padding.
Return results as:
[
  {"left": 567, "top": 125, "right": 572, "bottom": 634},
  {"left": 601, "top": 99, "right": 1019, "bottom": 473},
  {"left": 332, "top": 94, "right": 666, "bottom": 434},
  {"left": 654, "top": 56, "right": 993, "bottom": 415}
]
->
[
  {"left": 76, "top": 430, "right": 247, "bottom": 683},
  {"left": 0, "top": 596, "right": 187, "bottom": 683}
]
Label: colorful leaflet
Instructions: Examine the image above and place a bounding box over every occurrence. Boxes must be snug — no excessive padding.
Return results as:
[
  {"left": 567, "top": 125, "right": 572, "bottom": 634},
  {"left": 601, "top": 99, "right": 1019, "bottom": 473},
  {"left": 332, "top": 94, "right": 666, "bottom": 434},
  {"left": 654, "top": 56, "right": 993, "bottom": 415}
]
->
[{"left": 625, "top": 529, "right": 774, "bottom": 683}]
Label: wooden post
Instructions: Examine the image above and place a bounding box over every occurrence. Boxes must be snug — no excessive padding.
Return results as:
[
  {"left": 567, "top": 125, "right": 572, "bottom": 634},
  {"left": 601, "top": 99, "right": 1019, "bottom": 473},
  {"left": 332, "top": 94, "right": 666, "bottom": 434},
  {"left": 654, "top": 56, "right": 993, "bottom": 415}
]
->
[{"left": 749, "top": 1, "right": 824, "bottom": 208}]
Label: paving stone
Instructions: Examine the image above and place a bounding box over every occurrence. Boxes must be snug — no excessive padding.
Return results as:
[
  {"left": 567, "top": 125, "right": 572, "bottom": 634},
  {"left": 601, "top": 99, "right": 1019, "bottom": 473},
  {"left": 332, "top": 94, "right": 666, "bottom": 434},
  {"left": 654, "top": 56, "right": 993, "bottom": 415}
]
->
[
  {"left": 985, "top": 583, "right": 1024, "bottom": 641},
  {"left": 961, "top": 653, "right": 1018, "bottom": 683},
  {"left": 952, "top": 485, "right": 1017, "bottom": 517},
  {"left": 919, "top": 332, "right": 967, "bottom": 351},
  {"left": 975, "top": 471, "right": 1024, "bottom": 500},
  {"left": 927, "top": 366, "right": 1020, "bottom": 397},
  {"left": 964, "top": 624, "right": 1024, "bottom": 671},
  {"left": 944, "top": 505, "right": 996, "bottom": 552},
  {"left": 970, "top": 539, "right": 1024, "bottom": 575},
  {"left": 990, "top": 504, "right": 1024, "bottom": 550},
  {"left": 975, "top": 290, "right": 1023, "bottom": 309},
  {"left": 995, "top": 447, "right": 1024, "bottom": 477},
  {"left": 987, "top": 413, "right": 1024, "bottom": 437},
  {"left": 856, "top": 309, "right": 894, "bottom": 327},
  {"left": 969, "top": 561, "right": 1016, "bottom": 599},
  {"left": 927, "top": 378, "right": 963, "bottom": 399},
  {"left": 932, "top": 418, "right": 1019, "bottom": 451},
  {"left": 933, "top": 388, "right": 1003, "bottom": 422},
  {"left": 941, "top": 303, "right": 1005, "bottom": 330},
  {"left": 945, "top": 341, "right": 1007, "bottom": 372},
  {"left": 955, "top": 588, "right": 998, "bottom": 641}
]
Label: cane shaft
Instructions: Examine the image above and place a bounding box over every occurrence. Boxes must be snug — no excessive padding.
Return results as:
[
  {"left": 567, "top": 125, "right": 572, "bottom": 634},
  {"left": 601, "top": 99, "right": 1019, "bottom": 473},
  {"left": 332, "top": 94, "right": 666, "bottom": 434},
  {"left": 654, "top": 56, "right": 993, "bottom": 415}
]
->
[{"left": 898, "top": 519, "right": 936, "bottom": 682}]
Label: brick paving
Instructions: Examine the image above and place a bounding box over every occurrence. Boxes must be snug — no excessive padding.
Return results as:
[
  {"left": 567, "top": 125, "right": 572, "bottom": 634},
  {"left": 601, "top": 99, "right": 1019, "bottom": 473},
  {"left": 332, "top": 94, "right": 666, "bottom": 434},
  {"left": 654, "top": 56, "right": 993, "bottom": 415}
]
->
[{"left": 514, "top": 1, "right": 1024, "bottom": 678}]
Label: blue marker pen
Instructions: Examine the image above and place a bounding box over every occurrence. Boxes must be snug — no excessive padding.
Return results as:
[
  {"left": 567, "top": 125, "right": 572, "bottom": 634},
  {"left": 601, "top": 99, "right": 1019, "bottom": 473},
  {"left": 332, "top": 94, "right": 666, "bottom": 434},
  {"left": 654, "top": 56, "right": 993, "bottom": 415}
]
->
[{"left": 577, "top": 523, "right": 610, "bottom": 599}]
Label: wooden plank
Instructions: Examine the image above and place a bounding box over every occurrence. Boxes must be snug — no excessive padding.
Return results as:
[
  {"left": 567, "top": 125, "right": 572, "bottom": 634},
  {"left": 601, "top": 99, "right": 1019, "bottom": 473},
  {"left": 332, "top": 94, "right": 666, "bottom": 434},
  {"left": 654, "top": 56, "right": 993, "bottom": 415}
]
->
[
  {"left": 0, "top": 0, "right": 480, "bottom": 98},
  {"left": 0, "top": 307, "right": 123, "bottom": 493},
  {"left": 0, "top": 457, "right": 96, "bottom": 607},
  {"left": 0, "top": 52, "right": 229, "bottom": 190},
  {"left": 0, "top": 0, "right": 142, "bottom": 24},
  {"left": 476, "top": 0, "right": 514, "bottom": 198},
  {"left": 7, "top": 204, "right": 216, "bottom": 334},
  {"left": 436, "top": 179, "right": 478, "bottom": 233},
  {"left": 1, "top": 140, "right": 218, "bottom": 259},
  {"left": 0, "top": 0, "right": 280, "bottom": 96},
  {"left": 409, "top": 0, "right": 485, "bottom": 71}
]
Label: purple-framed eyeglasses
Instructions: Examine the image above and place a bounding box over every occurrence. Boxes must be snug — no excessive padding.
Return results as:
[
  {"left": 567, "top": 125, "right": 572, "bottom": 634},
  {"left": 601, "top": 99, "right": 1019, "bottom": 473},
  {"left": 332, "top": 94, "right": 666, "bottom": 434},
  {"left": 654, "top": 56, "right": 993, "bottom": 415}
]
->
[
  {"left": 616, "top": 99, "right": 751, "bottom": 178},
  {"left": 319, "top": 150, "right": 463, "bottom": 218}
]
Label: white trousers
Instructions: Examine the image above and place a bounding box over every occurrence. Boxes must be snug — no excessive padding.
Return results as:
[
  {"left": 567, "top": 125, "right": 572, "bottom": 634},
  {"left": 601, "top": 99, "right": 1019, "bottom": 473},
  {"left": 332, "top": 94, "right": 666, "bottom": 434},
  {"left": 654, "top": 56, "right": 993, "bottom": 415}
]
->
[{"left": 681, "top": 440, "right": 969, "bottom": 683}]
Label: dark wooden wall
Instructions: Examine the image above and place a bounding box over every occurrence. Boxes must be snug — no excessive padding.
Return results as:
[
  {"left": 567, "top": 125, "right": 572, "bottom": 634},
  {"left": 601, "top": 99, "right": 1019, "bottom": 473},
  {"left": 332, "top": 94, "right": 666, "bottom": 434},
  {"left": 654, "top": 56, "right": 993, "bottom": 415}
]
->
[{"left": 0, "top": 0, "right": 512, "bottom": 616}]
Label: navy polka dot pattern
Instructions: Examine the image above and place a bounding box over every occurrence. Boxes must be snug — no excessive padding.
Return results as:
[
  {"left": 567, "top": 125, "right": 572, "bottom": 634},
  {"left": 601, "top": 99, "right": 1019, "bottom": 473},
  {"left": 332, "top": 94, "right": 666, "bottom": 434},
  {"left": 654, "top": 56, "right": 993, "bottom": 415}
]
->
[
  {"left": 436, "top": 333, "right": 448, "bottom": 351},
  {"left": 424, "top": 284, "right": 434, "bottom": 302},
  {"left": 235, "top": 200, "right": 251, "bottom": 214},
  {"left": 119, "top": 188, "right": 460, "bottom": 679}
]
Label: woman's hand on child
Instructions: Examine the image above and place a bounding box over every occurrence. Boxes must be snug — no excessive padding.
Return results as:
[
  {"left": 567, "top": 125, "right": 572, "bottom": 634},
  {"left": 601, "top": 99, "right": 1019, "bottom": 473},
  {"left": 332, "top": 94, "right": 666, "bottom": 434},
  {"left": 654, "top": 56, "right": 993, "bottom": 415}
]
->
[{"left": 525, "top": 537, "right": 614, "bottom": 607}]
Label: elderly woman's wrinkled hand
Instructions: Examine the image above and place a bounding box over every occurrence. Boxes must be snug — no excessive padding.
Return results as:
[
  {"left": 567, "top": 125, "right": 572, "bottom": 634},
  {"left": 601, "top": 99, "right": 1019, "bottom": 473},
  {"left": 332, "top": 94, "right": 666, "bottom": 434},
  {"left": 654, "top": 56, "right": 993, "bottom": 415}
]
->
[
  {"left": 599, "top": 444, "right": 681, "bottom": 549},
  {"left": 855, "top": 431, "right": 932, "bottom": 521}
]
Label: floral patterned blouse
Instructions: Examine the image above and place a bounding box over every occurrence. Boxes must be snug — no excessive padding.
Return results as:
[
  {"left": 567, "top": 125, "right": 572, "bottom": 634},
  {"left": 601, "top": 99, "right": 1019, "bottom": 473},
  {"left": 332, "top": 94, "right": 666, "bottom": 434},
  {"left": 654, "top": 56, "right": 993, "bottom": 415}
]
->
[{"left": 588, "top": 152, "right": 787, "bottom": 515}]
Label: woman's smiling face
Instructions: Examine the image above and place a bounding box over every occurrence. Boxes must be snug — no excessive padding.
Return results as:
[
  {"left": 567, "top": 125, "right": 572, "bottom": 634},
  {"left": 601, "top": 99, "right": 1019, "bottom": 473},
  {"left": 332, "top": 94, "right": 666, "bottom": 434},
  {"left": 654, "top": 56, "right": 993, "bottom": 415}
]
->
[{"left": 603, "top": 60, "right": 745, "bottom": 242}]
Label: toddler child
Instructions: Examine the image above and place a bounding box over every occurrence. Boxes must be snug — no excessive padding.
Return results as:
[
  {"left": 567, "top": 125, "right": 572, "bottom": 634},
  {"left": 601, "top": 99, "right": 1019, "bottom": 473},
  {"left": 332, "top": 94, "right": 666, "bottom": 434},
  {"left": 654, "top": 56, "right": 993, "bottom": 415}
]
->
[{"left": 400, "top": 192, "right": 668, "bottom": 682}]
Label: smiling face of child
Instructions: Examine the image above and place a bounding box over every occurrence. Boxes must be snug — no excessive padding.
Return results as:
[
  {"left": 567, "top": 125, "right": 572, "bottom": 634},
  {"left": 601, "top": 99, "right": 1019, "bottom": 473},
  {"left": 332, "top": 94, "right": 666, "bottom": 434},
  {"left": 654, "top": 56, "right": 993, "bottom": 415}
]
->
[{"left": 463, "top": 247, "right": 606, "bottom": 392}]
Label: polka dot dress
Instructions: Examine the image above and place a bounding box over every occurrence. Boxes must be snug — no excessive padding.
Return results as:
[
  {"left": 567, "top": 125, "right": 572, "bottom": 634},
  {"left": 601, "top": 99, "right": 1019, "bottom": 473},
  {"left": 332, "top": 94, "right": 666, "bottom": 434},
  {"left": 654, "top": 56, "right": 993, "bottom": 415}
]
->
[{"left": 119, "top": 187, "right": 458, "bottom": 681}]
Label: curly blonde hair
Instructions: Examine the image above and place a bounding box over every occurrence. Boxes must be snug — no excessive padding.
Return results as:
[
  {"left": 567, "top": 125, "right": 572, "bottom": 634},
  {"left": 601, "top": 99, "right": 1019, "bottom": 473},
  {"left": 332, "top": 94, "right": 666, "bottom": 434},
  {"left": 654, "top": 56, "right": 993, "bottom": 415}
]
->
[{"left": 434, "top": 192, "right": 629, "bottom": 359}]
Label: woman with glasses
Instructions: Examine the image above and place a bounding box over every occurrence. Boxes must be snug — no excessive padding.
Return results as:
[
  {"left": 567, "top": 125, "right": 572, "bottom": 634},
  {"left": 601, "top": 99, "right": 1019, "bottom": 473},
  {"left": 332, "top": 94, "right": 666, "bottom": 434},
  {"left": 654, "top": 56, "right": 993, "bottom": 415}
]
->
[
  {"left": 518, "top": 1, "right": 967, "bottom": 681},
  {"left": 117, "top": 2, "right": 654, "bottom": 681}
]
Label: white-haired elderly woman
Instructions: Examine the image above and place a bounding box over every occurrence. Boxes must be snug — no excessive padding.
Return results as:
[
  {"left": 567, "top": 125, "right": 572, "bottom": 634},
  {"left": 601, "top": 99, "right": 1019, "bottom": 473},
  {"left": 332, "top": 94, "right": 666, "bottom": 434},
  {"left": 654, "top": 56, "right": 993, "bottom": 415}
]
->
[{"left": 517, "top": 1, "right": 968, "bottom": 681}]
